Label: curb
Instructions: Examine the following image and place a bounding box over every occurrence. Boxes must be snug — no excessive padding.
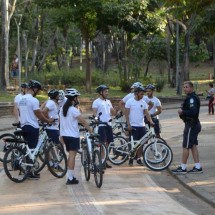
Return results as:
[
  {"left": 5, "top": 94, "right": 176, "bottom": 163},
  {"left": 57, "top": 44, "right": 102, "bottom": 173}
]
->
[{"left": 167, "top": 167, "right": 215, "bottom": 208}]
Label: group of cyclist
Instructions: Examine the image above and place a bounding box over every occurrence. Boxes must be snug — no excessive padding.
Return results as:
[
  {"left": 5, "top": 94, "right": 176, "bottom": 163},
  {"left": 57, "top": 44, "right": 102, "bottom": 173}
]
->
[{"left": 13, "top": 79, "right": 162, "bottom": 185}]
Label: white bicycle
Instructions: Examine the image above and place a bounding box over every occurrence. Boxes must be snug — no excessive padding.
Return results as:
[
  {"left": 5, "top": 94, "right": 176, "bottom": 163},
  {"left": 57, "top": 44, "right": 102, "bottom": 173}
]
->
[{"left": 108, "top": 126, "right": 173, "bottom": 171}]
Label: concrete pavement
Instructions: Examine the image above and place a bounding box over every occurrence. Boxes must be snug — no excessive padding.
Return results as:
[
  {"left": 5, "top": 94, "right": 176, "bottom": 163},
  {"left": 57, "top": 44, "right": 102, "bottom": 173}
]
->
[{"left": 0, "top": 101, "right": 214, "bottom": 214}]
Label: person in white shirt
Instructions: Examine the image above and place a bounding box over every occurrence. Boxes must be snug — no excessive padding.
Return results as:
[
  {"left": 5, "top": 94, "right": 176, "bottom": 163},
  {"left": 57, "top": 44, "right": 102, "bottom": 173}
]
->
[
  {"left": 42, "top": 89, "right": 60, "bottom": 144},
  {"left": 18, "top": 80, "right": 54, "bottom": 179},
  {"left": 58, "top": 90, "right": 67, "bottom": 111},
  {"left": 92, "top": 84, "right": 117, "bottom": 169},
  {"left": 125, "top": 86, "right": 154, "bottom": 166},
  {"left": 59, "top": 88, "right": 92, "bottom": 185},
  {"left": 13, "top": 83, "right": 28, "bottom": 123},
  {"left": 145, "top": 84, "right": 162, "bottom": 138}
]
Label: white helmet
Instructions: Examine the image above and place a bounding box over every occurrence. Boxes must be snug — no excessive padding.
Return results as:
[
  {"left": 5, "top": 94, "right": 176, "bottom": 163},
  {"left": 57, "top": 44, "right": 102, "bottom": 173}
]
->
[
  {"left": 65, "top": 88, "right": 80, "bottom": 98},
  {"left": 58, "top": 90, "right": 65, "bottom": 101},
  {"left": 131, "top": 82, "right": 143, "bottom": 89}
]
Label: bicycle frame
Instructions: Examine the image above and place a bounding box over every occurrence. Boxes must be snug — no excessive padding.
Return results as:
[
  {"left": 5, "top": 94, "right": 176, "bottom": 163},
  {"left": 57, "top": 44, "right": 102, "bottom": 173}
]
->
[{"left": 115, "top": 127, "right": 157, "bottom": 157}]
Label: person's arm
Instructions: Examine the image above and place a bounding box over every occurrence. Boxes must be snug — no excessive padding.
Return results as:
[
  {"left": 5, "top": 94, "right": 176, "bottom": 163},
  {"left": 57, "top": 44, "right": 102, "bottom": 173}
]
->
[
  {"left": 13, "top": 104, "right": 20, "bottom": 122},
  {"left": 40, "top": 101, "right": 47, "bottom": 111},
  {"left": 77, "top": 115, "right": 92, "bottom": 133},
  {"left": 118, "top": 100, "right": 125, "bottom": 114},
  {"left": 125, "top": 107, "right": 132, "bottom": 131},
  {"left": 34, "top": 109, "right": 54, "bottom": 124},
  {"left": 151, "top": 106, "right": 162, "bottom": 117},
  {"left": 41, "top": 106, "right": 49, "bottom": 118},
  {"left": 92, "top": 108, "right": 98, "bottom": 117},
  {"left": 144, "top": 109, "right": 154, "bottom": 125}
]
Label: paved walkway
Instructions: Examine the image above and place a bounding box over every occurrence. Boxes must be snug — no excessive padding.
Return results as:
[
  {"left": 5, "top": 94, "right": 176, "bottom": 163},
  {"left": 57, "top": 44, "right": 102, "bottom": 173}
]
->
[{"left": 0, "top": 101, "right": 214, "bottom": 214}]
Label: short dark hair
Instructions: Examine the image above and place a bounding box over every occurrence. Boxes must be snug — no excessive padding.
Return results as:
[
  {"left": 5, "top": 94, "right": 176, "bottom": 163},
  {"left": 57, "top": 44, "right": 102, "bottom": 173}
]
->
[{"left": 184, "top": 81, "right": 193, "bottom": 88}]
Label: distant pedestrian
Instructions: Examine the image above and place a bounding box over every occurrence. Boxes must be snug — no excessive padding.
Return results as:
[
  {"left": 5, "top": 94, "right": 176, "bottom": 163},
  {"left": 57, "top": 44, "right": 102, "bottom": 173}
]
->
[
  {"left": 172, "top": 81, "right": 202, "bottom": 174},
  {"left": 206, "top": 83, "right": 215, "bottom": 114},
  {"left": 10, "top": 54, "right": 19, "bottom": 78}
]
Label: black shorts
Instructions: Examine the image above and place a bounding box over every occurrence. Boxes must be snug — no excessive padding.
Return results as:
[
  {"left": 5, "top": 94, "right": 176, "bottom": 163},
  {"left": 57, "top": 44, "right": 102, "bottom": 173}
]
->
[
  {"left": 22, "top": 125, "right": 39, "bottom": 149},
  {"left": 130, "top": 126, "right": 146, "bottom": 141},
  {"left": 62, "top": 136, "right": 80, "bottom": 152},
  {"left": 98, "top": 125, "right": 114, "bottom": 144},
  {"left": 183, "top": 121, "right": 201, "bottom": 149},
  {"left": 46, "top": 129, "right": 60, "bottom": 144}
]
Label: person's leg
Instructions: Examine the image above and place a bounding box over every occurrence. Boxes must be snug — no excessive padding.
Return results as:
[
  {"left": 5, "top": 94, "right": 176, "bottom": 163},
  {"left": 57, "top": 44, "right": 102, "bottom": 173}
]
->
[
  {"left": 191, "top": 145, "right": 199, "bottom": 163},
  {"left": 208, "top": 100, "right": 211, "bottom": 114},
  {"left": 63, "top": 136, "right": 80, "bottom": 184}
]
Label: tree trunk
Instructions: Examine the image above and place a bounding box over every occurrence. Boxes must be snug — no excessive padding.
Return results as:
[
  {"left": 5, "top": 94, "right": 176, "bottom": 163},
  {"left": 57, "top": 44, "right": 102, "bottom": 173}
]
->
[
  {"left": 85, "top": 36, "right": 92, "bottom": 93},
  {"left": 213, "top": 36, "right": 215, "bottom": 79},
  {"left": 23, "top": 31, "right": 29, "bottom": 79},
  {"left": 29, "top": 36, "right": 39, "bottom": 73},
  {"left": 183, "top": 31, "right": 190, "bottom": 81},
  {"left": 0, "top": 0, "right": 8, "bottom": 90},
  {"left": 37, "top": 30, "right": 57, "bottom": 72},
  {"left": 144, "top": 58, "right": 152, "bottom": 77},
  {"left": 166, "top": 25, "right": 171, "bottom": 84}
]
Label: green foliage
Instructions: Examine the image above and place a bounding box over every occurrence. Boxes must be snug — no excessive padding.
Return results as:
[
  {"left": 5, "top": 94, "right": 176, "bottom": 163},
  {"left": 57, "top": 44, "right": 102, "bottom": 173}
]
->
[
  {"left": 155, "top": 77, "right": 165, "bottom": 92},
  {"left": 189, "top": 42, "right": 210, "bottom": 62}
]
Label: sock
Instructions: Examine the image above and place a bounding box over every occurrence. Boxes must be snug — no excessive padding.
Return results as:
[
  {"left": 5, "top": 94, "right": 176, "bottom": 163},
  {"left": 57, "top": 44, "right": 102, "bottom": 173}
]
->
[
  {"left": 195, "top": 163, "right": 201, "bottom": 169},
  {"left": 181, "top": 163, "right": 186, "bottom": 170},
  {"left": 67, "top": 169, "right": 73, "bottom": 180}
]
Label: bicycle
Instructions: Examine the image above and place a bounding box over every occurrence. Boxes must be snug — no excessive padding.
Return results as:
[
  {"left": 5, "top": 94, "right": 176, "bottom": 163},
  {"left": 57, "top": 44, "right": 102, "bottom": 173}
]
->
[
  {"left": 80, "top": 128, "right": 103, "bottom": 188},
  {"left": 111, "top": 111, "right": 126, "bottom": 136},
  {"left": 3, "top": 123, "right": 67, "bottom": 183},
  {"left": 0, "top": 122, "right": 24, "bottom": 162},
  {"left": 108, "top": 126, "right": 173, "bottom": 171}
]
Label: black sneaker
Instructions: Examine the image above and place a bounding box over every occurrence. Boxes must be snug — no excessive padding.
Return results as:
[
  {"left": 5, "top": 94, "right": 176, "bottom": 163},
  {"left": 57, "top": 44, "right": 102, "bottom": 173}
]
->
[
  {"left": 172, "top": 166, "right": 187, "bottom": 175},
  {"left": 28, "top": 172, "right": 40, "bottom": 180},
  {"left": 66, "top": 177, "right": 79, "bottom": 185},
  {"left": 129, "top": 158, "right": 133, "bottom": 166},
  {"left": 137, "top": 159, "right": 144, "bottom": 166},
  {"left": 106, "top": 163, "right": 112, "bottom": 168},
  {"left": 188, "top": 167, "right": 203, "bottom": 174}
]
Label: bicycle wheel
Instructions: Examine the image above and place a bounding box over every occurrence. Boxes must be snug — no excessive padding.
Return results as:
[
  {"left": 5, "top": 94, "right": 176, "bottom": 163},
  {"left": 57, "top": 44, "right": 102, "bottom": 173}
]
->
[
  {"left": 143, "top": 141, "right": 173, "bottom": 171},
  {"left": 93, "top": 149, "right": 103, "bottom": 188},
  {"left": 81, "top": 144, "right": 90, "bottom": 181},
  {"left": 108, "top": 136, "right": 129, "bottom": 165},
  {"left": 33, "top": 147, "right": 47, "bottom": 174},
  {"left": 3, "top": 146, "right": 29, "bottom": 183},
  {"left": 0, "top": 133, "right": 17, "bottom": 162},
  {"left": 46, "top": 144, "right": 67, "bottom": 178},
  {"left": 98, "top": 141, "right": 107, "bottom": 166}
]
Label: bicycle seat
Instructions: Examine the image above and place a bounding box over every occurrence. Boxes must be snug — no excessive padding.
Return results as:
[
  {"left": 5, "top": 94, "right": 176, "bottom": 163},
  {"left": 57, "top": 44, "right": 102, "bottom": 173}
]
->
[
  {"left": 14, "top": 130, "right": 27, "bottom": 137},
  {"left": 12, "top": 122, "right": 21, "bottom": 127},
  {"left": 89, "top": 133, "right": 100, "bottom": 139}
]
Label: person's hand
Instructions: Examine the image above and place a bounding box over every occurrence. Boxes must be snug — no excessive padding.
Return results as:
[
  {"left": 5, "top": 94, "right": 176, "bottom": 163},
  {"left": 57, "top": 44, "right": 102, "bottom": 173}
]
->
[{"left": 178, "top": 109, "right": 183, "bottom": 115}]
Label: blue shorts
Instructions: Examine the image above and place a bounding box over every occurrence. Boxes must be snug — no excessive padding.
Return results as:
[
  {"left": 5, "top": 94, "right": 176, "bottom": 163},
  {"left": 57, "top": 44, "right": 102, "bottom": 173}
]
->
[
  {"left": 98, "top": 125, "right": 114, "bottom": 144},
  {"left": 62, "top": 136, "right": 80, "bottom": 152},
  {"left": 46, "top": 129, "right": 60, "bottom": 144},
  {"left": 130, "top": 126, "right": 146, "bottom": 141},
  {"left": 22, "top": 125, "right": 39, "bottom": 149},
  {"left": 183, "top": 121, "right": 201, "bottom": 149}
]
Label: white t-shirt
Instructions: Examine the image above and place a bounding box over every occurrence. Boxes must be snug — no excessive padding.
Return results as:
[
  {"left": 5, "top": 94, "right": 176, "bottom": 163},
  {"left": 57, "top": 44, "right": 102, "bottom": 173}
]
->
[
  {"left": 92, "top": 98, "right": 113, "bottom": 124},
  {"left": 45, "top": 100, "right": 59, "bottom": 130},
  {"left": 125, "top": 98, "right": 148, "bottom": 127},
  {"left": 147, "top": 96, "right": 161, "bottom": 119},
  {"left": 18, "top": 94, "right": 40, "bottom": 128},
  {"left": 59, "top": 106, "right": 81, "bottom": 138},
  {"left": 14, "top": 93, "right": 23, "bottom": 105},
  {"left": 122, "top": 93, "right": 148, "bottom": 103},
  {"left": 58, "top": 97, "right": 67, "bottom": 111}
]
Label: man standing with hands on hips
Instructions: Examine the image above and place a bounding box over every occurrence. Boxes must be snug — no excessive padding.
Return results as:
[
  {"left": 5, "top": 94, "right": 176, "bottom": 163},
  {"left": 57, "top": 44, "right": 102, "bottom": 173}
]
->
[{"left": 172, "top": 81, "right": 202, "bottom": 174}]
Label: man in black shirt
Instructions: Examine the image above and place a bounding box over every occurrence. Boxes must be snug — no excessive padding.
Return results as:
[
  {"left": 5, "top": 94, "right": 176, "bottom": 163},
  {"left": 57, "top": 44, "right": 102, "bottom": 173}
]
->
[{"left": 172, "top": 81, "right": 202, "bottom": 174}]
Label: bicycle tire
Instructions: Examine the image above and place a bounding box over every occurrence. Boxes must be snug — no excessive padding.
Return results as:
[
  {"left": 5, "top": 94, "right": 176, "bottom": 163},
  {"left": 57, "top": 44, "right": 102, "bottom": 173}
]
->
[
  {"left": 108, "top": 136, "right": 129, "bottom": 165},
  {"left": 81, "top": 144, "right": 90, "bottom": 181},
  {"left": 93, "top": 149, "right": 103, "bottom": 188},
  {"left": 33, "top": 147, "right": 47, "bottom": 174},
  {"left": 3, "top": 146, "right": 29, "bottom": 183},
  {"left": 0, "top": 133, "right": 17, "bottom": 162},
  {"left": 143, "top": 141, "right": 173, "bottom": 171},
  {"left": 98, "top": 141, "right": 108, "bottom": 165},
  {"left": 46, "top": 144, "right": 67, "bottom": 178}
]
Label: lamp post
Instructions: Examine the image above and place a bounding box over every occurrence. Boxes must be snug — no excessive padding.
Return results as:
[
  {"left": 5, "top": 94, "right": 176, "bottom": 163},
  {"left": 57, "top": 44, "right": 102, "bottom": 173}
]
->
[{"left": 14, "top": 14, "right": 22, "bottom": 91}]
